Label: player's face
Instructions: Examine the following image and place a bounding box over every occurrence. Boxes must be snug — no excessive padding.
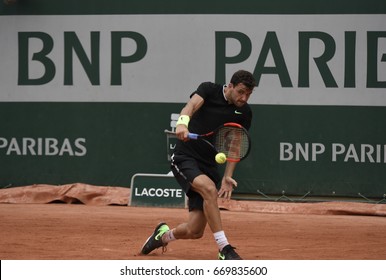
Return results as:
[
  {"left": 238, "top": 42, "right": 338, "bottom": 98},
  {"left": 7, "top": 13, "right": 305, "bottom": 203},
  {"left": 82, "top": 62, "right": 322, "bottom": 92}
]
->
[{"left": 229, "top": 83, "right": 253, "bottom": 107}]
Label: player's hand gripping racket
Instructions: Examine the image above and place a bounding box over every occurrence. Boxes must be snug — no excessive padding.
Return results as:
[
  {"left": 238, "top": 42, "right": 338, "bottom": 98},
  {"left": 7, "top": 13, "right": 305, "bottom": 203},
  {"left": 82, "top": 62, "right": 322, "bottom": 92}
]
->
[{"left": 164, "top": 122, "right": 251, "bottom": 162}]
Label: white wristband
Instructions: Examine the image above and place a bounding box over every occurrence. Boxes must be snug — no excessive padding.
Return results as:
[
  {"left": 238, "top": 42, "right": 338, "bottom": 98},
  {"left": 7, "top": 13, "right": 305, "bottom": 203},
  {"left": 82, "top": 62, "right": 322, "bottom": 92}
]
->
[{"left": 176, "top": 115, "right": 190, "bottom": 127}]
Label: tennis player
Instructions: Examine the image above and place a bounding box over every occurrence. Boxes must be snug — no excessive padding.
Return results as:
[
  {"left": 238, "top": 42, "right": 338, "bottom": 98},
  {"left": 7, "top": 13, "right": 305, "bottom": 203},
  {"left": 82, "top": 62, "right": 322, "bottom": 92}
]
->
[{"left": 141, "top": 70, "right": 256, "bottom": 260}]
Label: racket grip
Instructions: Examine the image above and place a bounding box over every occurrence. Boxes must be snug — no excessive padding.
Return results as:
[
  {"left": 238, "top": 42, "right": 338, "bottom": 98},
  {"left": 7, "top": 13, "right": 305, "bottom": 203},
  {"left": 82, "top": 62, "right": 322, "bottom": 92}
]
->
[{"left": 188, "top": 133, "right": 199, "bottom": 139}]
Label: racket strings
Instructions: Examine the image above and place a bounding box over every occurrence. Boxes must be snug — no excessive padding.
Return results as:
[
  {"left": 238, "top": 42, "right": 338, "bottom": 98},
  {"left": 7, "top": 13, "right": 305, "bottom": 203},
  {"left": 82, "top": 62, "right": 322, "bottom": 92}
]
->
[{"left": 214, "top": 127, "right": 249, "bottom": 159}]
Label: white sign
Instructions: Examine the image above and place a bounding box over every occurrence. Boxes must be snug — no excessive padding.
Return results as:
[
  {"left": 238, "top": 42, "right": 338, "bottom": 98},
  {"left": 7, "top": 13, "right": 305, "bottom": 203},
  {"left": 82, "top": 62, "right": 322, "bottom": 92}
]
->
[{"left": 0, "top": 14, "right": 385, "bottom": 106}]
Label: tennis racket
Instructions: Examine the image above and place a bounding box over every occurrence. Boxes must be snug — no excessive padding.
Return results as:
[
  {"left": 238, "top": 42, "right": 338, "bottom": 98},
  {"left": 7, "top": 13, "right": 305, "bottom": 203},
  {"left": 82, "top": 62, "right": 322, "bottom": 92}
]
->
[{"left": 164, "top": 122, "right": 251, "bottom": 162}]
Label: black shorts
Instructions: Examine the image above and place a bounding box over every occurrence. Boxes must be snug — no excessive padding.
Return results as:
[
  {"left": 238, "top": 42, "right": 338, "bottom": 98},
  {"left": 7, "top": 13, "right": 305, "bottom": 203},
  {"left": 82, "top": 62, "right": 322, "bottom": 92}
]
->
[{"left": 170, "top": 152, "right": 221, "bottom": 211}]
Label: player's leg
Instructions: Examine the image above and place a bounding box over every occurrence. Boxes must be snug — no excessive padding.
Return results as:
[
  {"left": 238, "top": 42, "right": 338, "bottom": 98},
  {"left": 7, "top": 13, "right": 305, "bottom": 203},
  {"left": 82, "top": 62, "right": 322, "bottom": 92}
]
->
[
  {"left": 141, "top": 153, "right": 241, "bottom": 258},
  {"left": 169, "top": 209, "right": 207, "bottom": 240},
  {"left": 190, "top": 174, "right": 242, "bottom": 260},
  {"left": 190, "top": 174, "right": 223, "bottom": 233},
  {"left": 140, "top": 200, "right": 207, "bottom": 255}
]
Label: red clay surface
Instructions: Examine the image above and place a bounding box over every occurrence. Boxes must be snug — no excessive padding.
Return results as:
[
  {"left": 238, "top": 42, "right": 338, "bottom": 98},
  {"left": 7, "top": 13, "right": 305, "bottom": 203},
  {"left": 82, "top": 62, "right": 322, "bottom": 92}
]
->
[
  {"left": 1, "top": 204, "right": 386, "bottom": 260},
  {"left": 0, "top": 184, "right": 386, "bottom": 260}
]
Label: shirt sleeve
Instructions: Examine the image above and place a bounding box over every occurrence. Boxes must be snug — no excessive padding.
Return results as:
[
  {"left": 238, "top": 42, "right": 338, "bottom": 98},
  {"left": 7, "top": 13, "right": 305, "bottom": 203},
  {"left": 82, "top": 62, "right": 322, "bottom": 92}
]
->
[{"left": 190, "top": 82, "right": 214, "bottom": 100}]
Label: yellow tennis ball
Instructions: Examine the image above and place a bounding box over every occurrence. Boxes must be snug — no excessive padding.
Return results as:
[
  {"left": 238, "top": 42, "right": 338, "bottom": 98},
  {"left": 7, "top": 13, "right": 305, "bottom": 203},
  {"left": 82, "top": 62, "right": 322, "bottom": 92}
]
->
[{"left": 215, "top": 152, "right": 227, "bottom": 164}]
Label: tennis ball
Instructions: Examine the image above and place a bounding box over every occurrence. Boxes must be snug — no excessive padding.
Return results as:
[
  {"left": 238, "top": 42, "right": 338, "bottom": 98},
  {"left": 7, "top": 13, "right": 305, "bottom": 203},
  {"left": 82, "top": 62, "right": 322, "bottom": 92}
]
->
[{"left": 215, "top": 152, "right": 227, "bottom": 164}]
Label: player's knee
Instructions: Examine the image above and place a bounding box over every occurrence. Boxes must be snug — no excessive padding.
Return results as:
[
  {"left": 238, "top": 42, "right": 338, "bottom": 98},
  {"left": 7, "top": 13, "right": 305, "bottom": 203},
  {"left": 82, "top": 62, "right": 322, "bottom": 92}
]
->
[
  {"left": 192, "top": 232, "right": 204, "bottom": 239},
  {"left": 201, "top": 186, "right": 218, "bottom": 201},
  {"left": 188, "top": 229, "right": 204, "bottom": 239},
  {"left": 185, "top": 224, "right": 205, "bottom": 239}
]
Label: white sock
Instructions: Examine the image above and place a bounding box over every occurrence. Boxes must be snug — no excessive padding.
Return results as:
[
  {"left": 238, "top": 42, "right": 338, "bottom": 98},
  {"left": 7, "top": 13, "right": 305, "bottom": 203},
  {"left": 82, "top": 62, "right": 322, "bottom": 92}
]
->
[
  {"left": 162, "top": 229, "right": 177, "bottom": 244},
  {"left": 213, "top": 230, "right": 229, "bottom": 251}
]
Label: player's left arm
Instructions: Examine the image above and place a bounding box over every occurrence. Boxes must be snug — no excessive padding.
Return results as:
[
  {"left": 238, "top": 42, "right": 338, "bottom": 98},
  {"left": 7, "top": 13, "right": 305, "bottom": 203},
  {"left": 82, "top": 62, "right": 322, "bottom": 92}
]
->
[
  {"left": 218, "top": 112, "right": 251, "bottom": 200},
  {"left": 218, "top": 161, "right": 238, "bottom": 200}
]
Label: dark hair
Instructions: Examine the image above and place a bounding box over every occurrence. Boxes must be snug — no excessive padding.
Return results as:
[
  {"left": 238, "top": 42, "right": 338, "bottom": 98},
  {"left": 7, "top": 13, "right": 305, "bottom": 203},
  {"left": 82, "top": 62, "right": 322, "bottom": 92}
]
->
[{"left": 230, "top": 70, "right": 256, "bottom": 90}]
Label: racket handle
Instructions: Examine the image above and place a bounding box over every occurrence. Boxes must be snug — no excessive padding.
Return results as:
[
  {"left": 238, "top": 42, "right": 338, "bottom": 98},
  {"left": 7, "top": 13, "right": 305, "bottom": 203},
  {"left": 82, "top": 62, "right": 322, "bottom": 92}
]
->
[
  {"left": 164, "top": 130, "right": 199, "bottom": 139},
  {"left": 188, "top": 133, "right": 199, "bottom": 140}
]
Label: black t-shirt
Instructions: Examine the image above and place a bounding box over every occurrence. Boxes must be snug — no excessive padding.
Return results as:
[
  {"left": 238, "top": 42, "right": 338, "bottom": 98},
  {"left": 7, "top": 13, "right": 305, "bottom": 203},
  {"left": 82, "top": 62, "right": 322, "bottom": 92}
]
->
[{"left": 174, "top": 82, "right": 252, "bottom": 166}]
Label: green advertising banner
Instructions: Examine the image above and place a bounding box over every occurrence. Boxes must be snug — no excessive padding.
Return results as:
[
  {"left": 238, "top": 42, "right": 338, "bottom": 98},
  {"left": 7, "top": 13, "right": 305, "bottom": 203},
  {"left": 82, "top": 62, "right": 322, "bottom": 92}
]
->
[
  {"left": 1, "top": 0, "right": 385, "bottom": 201},
  {"left": 129, "top": 173, "right": 186, "bottom": 208}
]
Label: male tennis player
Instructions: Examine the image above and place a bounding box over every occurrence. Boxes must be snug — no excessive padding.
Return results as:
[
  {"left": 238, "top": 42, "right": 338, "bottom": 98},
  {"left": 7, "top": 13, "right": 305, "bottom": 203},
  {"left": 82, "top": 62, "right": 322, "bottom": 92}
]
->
[{"left": 141, "top": 70, "right": 256, "bottom": 260}]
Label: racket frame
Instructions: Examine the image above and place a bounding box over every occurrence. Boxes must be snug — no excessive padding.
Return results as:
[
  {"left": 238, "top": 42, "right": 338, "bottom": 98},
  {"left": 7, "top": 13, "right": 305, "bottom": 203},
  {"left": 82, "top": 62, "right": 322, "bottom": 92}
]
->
[{"left": 164, "top": 122, "right": 251, "bottom": 162}]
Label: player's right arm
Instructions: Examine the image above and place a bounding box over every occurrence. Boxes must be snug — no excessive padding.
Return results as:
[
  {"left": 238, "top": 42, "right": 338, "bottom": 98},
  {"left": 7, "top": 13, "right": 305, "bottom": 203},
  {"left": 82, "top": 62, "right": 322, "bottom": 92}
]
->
[{"left": 176, "top": 94, "right": 204, "bottom": 140}]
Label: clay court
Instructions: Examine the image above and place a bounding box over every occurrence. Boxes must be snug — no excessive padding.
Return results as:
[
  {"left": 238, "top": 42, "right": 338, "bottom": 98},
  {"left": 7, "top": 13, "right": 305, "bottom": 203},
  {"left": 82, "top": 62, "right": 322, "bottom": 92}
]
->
[{"left": 1, "top": 184, "right": 386, "bottom": 260}]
